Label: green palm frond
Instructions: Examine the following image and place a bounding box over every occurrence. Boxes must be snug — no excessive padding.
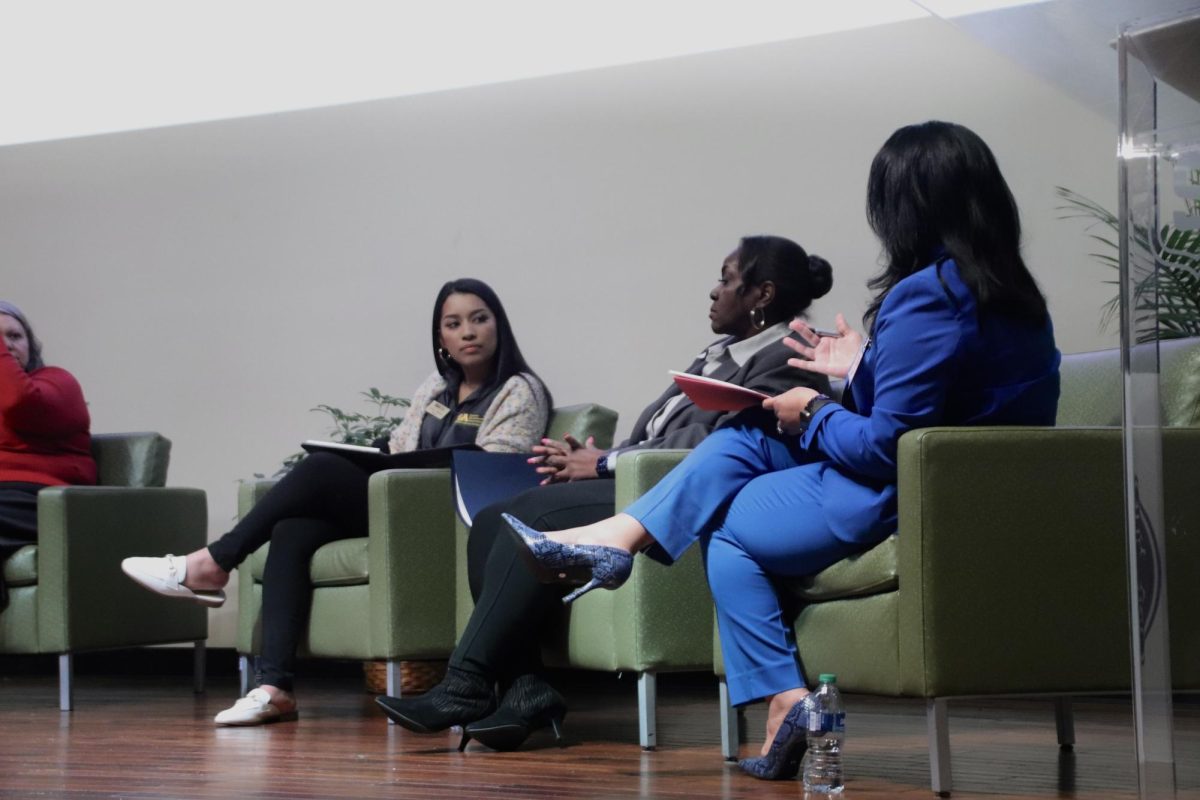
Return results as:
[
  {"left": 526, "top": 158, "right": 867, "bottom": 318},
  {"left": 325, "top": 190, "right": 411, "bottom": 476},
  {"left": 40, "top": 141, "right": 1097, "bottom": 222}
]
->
[
  {"left": 261, "top": 389, "right": 411, "bottom": 476},
  {"left": 1056, "top": 186, "right": 1200, "bottom": 343}
]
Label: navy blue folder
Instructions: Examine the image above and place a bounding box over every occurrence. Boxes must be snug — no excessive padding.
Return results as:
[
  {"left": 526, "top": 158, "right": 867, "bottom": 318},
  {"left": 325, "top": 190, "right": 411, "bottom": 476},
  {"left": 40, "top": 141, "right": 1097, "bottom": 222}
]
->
[{"left": 452, "top": 450, "right": 543, "bottom": 526}]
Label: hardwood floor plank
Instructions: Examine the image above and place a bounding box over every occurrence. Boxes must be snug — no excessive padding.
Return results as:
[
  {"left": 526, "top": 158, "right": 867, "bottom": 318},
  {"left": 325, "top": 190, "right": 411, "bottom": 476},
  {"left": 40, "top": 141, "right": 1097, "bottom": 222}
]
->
[{"left": 0, "top": 672, "right": 1197, "bottom": 799}]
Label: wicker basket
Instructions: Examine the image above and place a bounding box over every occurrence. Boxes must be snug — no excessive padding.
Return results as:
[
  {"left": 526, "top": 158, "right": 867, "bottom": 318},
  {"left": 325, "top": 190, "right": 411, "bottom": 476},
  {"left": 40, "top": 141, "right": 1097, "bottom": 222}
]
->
[{"left": 363, "top": 659, "right": 447, "bottom": 695}]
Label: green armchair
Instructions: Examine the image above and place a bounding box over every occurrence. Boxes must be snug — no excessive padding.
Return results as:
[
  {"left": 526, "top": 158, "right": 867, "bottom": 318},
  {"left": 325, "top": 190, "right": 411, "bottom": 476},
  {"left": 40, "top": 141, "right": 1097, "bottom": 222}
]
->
[
  {"left": 715, "top": 338, "right": 1200, "bottom": 795},
  {"left": 454, "top": 448, "right": 712, "bottom": 749},
  {"left": 0, "top": 432, "right": 208, "bottom": 710},
  {"left": 236, "top": 404, "right": 618, "bottom": 697}
]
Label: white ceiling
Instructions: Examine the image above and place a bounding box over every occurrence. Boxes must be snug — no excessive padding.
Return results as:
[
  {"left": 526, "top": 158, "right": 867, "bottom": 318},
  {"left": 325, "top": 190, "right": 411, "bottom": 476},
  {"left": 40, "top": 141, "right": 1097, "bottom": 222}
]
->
[
  {"left": 942, "top": 0, "right": 1200, "bottom": 122},
  {"left": 0, "top": 0, "right": 1050, "bottom": 148}
]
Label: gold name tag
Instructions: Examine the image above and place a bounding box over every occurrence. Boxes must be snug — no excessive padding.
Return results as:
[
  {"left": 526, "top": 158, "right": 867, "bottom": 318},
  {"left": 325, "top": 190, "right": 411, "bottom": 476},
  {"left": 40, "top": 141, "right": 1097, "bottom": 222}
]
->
[{"left": 425, "top": 400, "right": 450, "bottom": 420}]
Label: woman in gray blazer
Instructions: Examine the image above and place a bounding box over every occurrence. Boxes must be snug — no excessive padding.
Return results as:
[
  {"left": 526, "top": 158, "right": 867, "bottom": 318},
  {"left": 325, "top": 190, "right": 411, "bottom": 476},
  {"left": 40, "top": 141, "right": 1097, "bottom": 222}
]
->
[{"left": 377, "top": 235, "right": 834, "bottom": 749}]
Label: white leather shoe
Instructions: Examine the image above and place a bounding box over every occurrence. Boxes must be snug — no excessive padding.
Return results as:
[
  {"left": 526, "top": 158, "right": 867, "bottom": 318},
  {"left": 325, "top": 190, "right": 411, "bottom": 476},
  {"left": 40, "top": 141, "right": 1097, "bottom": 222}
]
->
[
  {"left": 214, "top": 689, "right": 299, "bottom": 726},
  {"left": 120, "top": 555, "right": 226, "bottom": 608}
]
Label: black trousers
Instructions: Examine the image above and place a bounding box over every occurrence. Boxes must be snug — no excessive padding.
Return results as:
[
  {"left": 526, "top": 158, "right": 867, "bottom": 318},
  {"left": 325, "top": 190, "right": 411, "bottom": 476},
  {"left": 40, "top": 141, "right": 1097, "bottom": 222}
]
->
[
  {"left": 208, "top": 453, "right": 376, "bottom": 691},
  {"left": 0, "top": 482, "right": 43, "bottom": 612},
  {"left": 452, "top": 479, "right": 617, "bottom": 682}
]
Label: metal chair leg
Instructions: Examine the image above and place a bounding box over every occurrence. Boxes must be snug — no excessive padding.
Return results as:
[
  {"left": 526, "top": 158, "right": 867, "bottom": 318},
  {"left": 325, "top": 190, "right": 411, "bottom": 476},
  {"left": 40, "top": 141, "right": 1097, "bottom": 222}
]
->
[
  {"left": 719, "top": 678, "right": 739, "bottom": 760},
  {"left": 385, "top": 660, "right": 401, "bottom": 697},
  {"left": 238, "top": 655, "right": 252, "bottom": 696},
  {"left": 383, "top": 660, "right": 402, "bottom": 724},
  {"left": 927, "top": 697, "right": 952, "bottom": 796},
  {"left": 58, "top": 654, "right": 74, "bottom": 712},
  {"left": 638, "top": 671, "right": 657, "bottom": 750},
  {"left": 192, "top": 640, "right": 207, "bottom": 694},
  {"left": 1055, "top": 697, "right": 1075, "bottom": 749}
]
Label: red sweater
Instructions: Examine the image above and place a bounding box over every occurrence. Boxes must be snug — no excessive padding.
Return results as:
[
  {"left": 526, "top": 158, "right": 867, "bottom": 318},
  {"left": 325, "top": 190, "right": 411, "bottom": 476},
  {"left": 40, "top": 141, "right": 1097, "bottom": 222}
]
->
[{"left": 0, "top": 348, "right": 96, "bottom": 486}]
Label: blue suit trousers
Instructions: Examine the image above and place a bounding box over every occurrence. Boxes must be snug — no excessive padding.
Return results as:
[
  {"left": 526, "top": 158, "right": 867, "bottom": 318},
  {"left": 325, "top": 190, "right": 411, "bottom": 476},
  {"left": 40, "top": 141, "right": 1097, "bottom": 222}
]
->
[{"left": 624, "top": 424, "right": 860, "bottom": 706}]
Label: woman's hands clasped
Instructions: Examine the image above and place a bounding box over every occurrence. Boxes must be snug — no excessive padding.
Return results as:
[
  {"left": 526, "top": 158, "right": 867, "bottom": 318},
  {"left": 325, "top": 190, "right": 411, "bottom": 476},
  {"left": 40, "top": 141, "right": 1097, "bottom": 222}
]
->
[
  {"left": 529, "top": 434, "right": 605, "bottom": 485},
  {"left": 784, "top": 313, "right": 863, "bottom": 379}
]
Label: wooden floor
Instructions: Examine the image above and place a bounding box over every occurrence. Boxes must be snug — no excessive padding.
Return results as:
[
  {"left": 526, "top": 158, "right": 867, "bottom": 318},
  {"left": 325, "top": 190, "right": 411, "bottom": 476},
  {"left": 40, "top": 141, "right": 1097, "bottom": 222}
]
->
[{"left": 0, "top": 662, "right": 1197, "bottom": 799}]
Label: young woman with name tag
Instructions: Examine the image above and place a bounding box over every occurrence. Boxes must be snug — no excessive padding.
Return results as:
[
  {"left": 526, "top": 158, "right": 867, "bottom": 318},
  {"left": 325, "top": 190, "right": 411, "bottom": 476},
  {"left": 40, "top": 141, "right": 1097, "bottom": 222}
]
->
[{"left": 123, "top": 278, "right": 551, "bottom": 726}]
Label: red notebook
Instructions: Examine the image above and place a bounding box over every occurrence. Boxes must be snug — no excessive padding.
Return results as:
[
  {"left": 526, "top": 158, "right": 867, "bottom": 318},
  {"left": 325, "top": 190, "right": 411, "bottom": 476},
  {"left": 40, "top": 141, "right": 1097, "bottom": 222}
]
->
[{"left": 669, "top": 371, "right": 770, "bottom": 412}]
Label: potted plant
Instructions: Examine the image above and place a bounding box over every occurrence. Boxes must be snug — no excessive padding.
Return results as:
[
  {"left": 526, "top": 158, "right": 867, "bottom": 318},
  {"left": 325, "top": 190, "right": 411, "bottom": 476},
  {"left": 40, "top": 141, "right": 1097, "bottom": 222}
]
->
[
  {"left": 1057, "top": 186, "right": 1200, "bottom": 342},
  {"left": 264, "top": 387, "right": 410, "bottom": 477}
]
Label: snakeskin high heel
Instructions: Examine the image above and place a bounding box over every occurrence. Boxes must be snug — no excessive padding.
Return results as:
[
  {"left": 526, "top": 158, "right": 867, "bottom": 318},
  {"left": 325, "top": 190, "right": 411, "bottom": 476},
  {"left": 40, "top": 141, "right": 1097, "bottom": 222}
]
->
[
  {"left": 737, "top": 699, "right": 809, "bottom": 780},
  {"left": 500, "top": 513, "right": 634, "bottom": 603}
]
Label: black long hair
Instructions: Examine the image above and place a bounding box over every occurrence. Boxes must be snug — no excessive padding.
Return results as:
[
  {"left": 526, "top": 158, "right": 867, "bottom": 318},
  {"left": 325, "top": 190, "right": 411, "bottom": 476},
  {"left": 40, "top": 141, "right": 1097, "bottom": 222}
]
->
[
  {"left": 0, "top": 301, "right": 45, "bottom": 372},
  {"left": 430, "top": 278, "right": 549, "bottom": 402},
  {"left": 863, "top": 121, "right": 1048, "bottom": 330},
  {"left": 736, "top": 235, "right": 833, "bottom": 325}
]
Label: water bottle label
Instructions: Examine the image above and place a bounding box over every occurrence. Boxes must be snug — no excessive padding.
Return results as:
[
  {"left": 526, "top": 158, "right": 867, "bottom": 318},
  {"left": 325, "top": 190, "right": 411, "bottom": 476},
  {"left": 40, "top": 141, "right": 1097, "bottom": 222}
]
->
[{"left": 806, "top": 711, "right": 845, "bottom": 733}]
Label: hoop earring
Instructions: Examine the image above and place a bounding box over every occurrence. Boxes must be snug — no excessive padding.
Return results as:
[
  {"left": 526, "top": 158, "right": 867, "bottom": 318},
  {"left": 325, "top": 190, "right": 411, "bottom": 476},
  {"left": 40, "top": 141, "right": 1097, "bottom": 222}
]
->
[
  {"left": 437, "top": 346, "right": 453, "bottom": 364},
  {"left": 750, "top": 307, "right": 767, "bottom": 331}
]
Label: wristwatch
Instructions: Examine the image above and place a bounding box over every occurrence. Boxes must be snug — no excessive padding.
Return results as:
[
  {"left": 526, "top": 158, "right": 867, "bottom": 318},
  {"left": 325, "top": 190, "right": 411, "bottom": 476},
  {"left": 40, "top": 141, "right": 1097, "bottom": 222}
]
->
[
  {"left": 595, "top": 452, "right": 613, "bottom": 478},
  {"left": 798, "top": 394, "right": 834, "bottom": 431}
]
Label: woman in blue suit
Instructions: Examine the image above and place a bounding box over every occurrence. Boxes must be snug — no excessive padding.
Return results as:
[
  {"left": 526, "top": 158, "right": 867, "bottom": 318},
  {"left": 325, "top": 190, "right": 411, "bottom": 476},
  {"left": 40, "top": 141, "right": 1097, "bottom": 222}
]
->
[{"left": 504, "top": 121, "right": 1061, "bottom": 780}]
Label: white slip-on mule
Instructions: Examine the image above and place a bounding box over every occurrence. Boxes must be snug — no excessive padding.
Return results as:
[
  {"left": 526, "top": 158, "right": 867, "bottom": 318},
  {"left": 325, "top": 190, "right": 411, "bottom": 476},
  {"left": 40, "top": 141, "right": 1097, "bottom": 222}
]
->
[
  {"left": 214, "top": 689, "right": 300, "bottom": 726},
  {"left": 120, "top": 555, "right": 226, "bottom": 608}
]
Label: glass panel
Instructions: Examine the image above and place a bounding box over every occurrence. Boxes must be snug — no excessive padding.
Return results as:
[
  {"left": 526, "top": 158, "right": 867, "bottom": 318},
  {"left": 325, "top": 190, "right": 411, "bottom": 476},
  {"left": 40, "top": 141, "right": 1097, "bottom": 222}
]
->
[{"left": 1118, "top": 7, "right": 1200, "bottom": 798}]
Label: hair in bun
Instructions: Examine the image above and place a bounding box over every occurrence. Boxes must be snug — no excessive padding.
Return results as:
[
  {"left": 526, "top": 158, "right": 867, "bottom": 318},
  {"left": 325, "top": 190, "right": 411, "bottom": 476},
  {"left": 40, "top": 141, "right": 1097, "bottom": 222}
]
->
[{"left": 806, "top": 254, "right": 833, "bottom": 300}]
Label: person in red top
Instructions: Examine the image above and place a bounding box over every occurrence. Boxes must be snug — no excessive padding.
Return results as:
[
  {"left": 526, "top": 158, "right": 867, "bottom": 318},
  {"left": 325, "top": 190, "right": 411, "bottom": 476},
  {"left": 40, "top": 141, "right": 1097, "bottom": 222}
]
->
[{"left": 0, "top": 301, "right": 96, "bottom": 610}]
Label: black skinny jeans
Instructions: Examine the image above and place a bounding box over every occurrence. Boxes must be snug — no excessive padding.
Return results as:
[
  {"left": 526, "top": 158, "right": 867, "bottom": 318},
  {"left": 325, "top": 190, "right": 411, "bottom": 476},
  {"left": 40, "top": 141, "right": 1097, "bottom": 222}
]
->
[
  {"left": 208, "top": 452, "right": 377, "bottom": 691},
  {"left": 452, "top": 479, "right": 616, "bottom": 683},
  {"left": 0, "top": 482, "right": 42, "bottom": 611}
]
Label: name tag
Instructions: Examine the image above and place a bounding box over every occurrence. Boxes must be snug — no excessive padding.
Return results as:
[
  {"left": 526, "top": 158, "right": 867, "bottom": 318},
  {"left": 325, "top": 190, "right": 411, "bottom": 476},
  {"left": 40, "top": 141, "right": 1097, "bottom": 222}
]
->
[{"left": 425, "top": 400, "right": 450, "bottom": 420}]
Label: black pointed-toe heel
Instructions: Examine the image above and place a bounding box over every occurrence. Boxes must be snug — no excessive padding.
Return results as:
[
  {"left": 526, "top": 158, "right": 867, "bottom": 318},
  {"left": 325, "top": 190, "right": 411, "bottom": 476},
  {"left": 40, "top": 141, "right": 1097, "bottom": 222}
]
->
[
  {"left": 737, "top": 699, "right": 808, "bottom": 780},
  {"left": 500, "top": 513, "right": 634, "bottom": 604},
  {"left": 463, "top": 674, "right": 568, "bottom": 752},
  {"left": 374, "top": 667, "right": 496, "bottom": 734}
]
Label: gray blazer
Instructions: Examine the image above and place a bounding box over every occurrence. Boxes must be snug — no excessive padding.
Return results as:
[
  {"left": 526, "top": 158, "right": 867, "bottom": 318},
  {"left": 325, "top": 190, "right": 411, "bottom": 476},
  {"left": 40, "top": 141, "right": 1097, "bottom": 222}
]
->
[{"left": 617, "top": 333, "right": 829, "bottom": 454}]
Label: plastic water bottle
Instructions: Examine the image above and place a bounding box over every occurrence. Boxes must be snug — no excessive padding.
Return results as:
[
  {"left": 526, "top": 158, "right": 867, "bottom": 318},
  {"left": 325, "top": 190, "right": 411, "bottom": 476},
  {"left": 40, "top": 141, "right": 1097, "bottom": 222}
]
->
[{"left": 802, "top": 673, "right": 845, "bottom": 795}]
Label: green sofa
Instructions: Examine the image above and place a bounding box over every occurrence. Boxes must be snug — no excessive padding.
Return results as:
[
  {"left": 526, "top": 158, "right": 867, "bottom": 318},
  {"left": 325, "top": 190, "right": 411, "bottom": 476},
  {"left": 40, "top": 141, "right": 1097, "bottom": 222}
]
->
[
  {"left": 714, "top": 338, "right": 1200, "bottom": 795},
  {"left": 0, "top": 432, "right": 208, "bottom": 709},
  {"left": 236, "top": 404, "right": 618, "bottom": 697}
]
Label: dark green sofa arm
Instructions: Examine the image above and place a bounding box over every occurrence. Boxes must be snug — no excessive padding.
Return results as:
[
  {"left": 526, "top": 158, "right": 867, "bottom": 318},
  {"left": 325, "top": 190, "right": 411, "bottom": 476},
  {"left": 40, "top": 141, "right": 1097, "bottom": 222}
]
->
[
  {"left": 367, "top": 468, "right": 457, "bottom": 658},
  {"left": 36, "top": 486, "right": 209, "bottom": 652},
  {"left": 551, "top": 449, "right": 713, "bottom": 672},
  {"left": 895, "top": 426, "right": 1200, "bottom": 697},
  {"left": 236, "top": 471, "right": 459, "bottom": 659}
]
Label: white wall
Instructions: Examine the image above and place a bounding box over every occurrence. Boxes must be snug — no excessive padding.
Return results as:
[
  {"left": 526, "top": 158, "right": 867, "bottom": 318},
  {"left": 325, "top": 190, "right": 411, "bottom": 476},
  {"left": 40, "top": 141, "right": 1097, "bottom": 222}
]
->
[{"left": 1, "top": 17, "right": 1117, "bottom": 644}]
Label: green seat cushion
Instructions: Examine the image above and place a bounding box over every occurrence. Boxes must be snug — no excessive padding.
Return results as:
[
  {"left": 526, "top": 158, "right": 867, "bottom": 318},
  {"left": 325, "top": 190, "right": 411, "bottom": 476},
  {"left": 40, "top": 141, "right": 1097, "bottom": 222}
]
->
[
  {"left": 789, "top": 535, "right": 898, "bottom": 602},
  {"left": 1, "top": 544, "right": 37, "bottom": 587},
  {"left": 248, "top": 537, "right": 369, "bottom": 587},
  {"left": 1056, "top": 337, "right": 1200, "bottom": 427},
  {"left": 1162, "top": 338, "right": 1200, "bottom": 426}
]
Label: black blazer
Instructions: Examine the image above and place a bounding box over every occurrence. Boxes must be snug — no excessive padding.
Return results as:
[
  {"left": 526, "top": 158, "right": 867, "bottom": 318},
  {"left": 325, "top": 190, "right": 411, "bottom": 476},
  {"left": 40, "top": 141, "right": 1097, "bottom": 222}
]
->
[{"left": 617, "top": 332, "right": 829, "bottom": 454}]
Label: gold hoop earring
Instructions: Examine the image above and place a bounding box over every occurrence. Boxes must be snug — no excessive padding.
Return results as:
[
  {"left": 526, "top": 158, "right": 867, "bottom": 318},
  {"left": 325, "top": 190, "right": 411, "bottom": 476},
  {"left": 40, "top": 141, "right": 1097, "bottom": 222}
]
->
[{"left": 750, "top": 307, "right": 767, "bottom": 331}]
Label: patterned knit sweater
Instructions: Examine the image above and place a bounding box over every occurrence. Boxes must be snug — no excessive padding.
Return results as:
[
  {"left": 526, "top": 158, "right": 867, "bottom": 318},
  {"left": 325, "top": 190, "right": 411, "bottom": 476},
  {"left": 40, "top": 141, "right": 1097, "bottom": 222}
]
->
[{"left": 388, "top": 371, "right": 549, "bottom": 454}]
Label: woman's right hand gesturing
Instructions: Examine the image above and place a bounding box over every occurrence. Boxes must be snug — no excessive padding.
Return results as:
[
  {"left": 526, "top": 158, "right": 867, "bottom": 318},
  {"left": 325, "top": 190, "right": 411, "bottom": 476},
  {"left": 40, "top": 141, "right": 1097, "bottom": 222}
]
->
[{"left": 784, "top": 313, "right": 864, "bottom": 379}]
